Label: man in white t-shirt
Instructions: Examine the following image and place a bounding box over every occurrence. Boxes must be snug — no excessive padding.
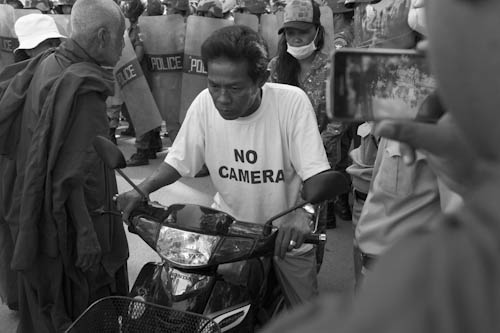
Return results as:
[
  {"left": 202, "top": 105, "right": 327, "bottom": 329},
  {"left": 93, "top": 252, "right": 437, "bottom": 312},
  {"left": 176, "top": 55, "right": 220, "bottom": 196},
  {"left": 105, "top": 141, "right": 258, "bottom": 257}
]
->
[{"left": 118, "top": 25, "right": 331, "bottom": 306}]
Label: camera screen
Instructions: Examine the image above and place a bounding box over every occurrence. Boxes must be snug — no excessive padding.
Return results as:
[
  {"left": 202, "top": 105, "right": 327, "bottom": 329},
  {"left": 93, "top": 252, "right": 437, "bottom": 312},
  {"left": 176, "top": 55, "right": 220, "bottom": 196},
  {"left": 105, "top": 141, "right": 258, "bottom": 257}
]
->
[{"left": 332, "top": 49, "right": 437, "bottom": 122}]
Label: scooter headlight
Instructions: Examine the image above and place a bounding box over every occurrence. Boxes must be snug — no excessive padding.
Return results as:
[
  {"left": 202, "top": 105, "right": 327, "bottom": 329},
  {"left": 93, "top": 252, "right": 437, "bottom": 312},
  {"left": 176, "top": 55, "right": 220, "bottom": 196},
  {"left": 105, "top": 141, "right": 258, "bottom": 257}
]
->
[{"left": 157, "top": 226, "right": 220, "bottom": 267}]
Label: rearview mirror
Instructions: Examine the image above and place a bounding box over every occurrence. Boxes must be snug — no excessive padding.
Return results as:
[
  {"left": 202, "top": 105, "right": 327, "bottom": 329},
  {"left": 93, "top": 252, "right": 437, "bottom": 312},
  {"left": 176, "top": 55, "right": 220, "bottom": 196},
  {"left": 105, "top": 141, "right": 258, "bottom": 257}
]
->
[
  {"left": 93, "top": 135, "right": 127, "bottom": 170},
  {"left": 302, "top": 170, "right": 350, "bottom": 204},
  {"left": 264, "top": 170, "right": 350, "bottom": 230}
]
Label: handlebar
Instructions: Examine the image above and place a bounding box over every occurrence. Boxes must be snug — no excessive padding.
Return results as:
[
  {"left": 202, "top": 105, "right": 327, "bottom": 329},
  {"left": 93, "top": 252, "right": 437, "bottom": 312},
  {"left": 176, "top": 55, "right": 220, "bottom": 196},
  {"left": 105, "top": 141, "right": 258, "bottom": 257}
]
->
[{"left": 304, "top": 233, "right": 327, "bottom": 245}]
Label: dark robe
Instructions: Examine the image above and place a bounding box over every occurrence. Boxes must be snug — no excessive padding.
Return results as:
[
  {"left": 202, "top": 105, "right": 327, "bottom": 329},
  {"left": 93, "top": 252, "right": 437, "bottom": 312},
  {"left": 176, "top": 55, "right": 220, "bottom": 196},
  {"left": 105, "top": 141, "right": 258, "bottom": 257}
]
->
[{"left": 0, "top": 40, "right": 129, "bottom": 332}]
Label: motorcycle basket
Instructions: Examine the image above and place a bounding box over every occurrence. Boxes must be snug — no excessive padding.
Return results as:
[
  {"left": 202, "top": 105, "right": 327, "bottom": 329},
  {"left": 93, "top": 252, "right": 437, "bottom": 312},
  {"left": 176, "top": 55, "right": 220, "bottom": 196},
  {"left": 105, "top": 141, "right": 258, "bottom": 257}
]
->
[{"left": 65, "top": 296, "right": 221, "bottom": 333}]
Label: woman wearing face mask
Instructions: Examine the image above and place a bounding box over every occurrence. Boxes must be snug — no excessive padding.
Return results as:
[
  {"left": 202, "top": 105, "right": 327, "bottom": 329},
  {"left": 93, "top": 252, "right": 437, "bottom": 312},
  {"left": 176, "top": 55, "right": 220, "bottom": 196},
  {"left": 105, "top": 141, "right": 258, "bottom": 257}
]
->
[
  {"left": 269, "top": 0, "right": 348, "bottom": 234},
  {"left": 269, "top": 0, "right": 348, "bottom": 268},
  {"left": 269, "top": 0, "right": 328, "bottom": 131}
]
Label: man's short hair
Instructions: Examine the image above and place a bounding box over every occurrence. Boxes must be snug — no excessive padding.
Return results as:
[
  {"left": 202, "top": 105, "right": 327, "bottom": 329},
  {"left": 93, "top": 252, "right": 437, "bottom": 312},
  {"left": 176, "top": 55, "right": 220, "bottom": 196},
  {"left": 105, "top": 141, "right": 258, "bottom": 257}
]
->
[{"left": 201, "top": 25, "right": 269, "bottom": 83}]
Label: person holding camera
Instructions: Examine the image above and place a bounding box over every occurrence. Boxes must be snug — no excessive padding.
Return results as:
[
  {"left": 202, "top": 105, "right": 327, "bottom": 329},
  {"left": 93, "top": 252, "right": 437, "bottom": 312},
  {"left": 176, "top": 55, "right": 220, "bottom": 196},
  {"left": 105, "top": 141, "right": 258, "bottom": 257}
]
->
[{"left": 264, "top": 0, "right": 500, "bottom": 331}]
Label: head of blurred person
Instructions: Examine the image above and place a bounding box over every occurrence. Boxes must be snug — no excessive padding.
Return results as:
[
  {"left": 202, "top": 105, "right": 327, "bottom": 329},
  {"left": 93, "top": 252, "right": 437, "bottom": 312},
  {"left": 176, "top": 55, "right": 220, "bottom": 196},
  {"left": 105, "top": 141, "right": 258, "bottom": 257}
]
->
[
  {"left": 234, "top": 0, "right": 268, "bottom": 16},
  {"left": 275, "top": 0, "right": 324, "bottom": 86},
  {"left": 147, "top": 0, "right": 164, "bottom": 15},
  {"left": 200, "top": 25, "right": 270, "bottom": 120},
  {"left": 14, "top": 14, "right": 66, "bottom": 62},
  {"left": 51, "top": 0, "right": 75, "bottom": 14},
  {"left": 426, "top": 0, "right": 500, "bottom": 164},
  {"left": 35, "top": 2, "right": 51, "bottom": 13},
  {"left": 196, "top": 0, "right": 223, "bottom": 17},
  {"left": 220, "top": 0, "right": 235, "bottom": 18},
  {"left": 332, "top": 0, "right": 353, "bottom": 28},
  {"left": 71, "top": 0, "right": 126, "bottom": 67},
  {"left": 165, "top": 0, "right": 191, "bottom": 16},
  {"left": 122, "top": 0, "right": 145, "bottom": 23}
]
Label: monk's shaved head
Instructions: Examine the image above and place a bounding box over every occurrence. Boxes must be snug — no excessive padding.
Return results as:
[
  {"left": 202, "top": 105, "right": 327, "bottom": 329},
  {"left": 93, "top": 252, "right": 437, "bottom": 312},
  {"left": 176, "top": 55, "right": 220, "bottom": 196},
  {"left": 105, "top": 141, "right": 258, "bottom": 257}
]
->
[
  {"left": 71, "top": 0, "right": 125, "bottom": 47},
  {"left": 70, "top": 0, "right": 125, "bottom": 66}
]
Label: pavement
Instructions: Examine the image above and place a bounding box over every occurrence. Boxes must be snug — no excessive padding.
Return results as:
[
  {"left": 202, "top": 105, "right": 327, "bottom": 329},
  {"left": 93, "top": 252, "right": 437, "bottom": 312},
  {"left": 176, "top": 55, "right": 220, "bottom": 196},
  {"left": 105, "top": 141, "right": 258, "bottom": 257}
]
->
[{"left": 0, "top": 127, "right": 354, "bottom": 332}]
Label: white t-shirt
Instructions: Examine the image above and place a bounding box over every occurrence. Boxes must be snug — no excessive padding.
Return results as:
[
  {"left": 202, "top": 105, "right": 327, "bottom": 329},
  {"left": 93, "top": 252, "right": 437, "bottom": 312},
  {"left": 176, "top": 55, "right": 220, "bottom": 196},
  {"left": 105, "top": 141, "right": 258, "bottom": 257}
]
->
[{"left": 165, "top": 83, "right": 330, "bottom": 224}]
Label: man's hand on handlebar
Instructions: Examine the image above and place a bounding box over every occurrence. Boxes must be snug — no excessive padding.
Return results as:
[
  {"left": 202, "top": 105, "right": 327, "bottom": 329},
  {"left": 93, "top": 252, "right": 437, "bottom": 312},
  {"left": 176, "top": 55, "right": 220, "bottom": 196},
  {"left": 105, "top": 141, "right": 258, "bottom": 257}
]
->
[
  {"left": 116, "top": 190, "right": 147, "bottom": 223},
  {"left": 274, "top": 209, "right": 312, "bottom": 259}
]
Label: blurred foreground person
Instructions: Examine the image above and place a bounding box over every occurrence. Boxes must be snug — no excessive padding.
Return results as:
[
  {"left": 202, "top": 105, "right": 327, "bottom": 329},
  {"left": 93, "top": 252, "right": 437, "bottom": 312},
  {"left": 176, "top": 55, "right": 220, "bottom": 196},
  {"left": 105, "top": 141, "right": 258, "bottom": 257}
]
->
[
  {"left": 263, "top": 0, "right": 500, "bottom": 332},
  {"left": 0, "top": 0, "right": 129, "bottom": 331}
]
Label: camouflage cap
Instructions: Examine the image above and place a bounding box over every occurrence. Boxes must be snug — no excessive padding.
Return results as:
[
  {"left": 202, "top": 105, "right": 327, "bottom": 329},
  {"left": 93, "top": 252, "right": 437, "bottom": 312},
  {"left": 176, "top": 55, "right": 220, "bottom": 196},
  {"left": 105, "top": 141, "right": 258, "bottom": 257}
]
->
[
  {"left": 197, "top": 0, "right": 223, "bottom": 17},
  {"left": 278, "top": 0, "right": 320, "bottom": 34}
]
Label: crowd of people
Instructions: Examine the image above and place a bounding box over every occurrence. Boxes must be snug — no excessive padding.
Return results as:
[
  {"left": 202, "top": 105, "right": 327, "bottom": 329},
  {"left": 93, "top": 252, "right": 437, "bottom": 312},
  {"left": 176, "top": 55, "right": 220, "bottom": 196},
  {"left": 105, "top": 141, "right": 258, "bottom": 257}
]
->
[{"left": 2, "top": 0, "right": 500, "bottom": 332}]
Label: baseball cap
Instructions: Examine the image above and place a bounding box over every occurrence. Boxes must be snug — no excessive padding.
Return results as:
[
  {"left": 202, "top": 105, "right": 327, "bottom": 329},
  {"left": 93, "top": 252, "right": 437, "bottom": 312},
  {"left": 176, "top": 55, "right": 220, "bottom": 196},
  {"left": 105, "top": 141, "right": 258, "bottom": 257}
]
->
[
  {"left": 197, "top": 0, "right": 223, "bottom": 17},
  {"left": 14, "top": 14, "right": 66, "bottom": 52},
  {"left": 278, "top": 0, "right": 320, "bottom": 34}
]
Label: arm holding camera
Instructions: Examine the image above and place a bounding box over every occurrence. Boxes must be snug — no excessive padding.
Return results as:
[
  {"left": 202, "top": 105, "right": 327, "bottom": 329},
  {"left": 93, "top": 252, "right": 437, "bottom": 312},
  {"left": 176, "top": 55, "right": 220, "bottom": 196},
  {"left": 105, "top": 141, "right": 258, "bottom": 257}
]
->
[{"left": 373, "top": 112, "right": 474, "bottom": 197}]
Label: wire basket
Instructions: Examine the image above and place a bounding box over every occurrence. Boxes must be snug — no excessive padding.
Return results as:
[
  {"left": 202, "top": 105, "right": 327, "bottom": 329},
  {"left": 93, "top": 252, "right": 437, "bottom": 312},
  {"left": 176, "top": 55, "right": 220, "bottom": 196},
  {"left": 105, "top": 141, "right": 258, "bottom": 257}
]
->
[{"left": 65, "top": 296, "right": 221, "bottom": 333}]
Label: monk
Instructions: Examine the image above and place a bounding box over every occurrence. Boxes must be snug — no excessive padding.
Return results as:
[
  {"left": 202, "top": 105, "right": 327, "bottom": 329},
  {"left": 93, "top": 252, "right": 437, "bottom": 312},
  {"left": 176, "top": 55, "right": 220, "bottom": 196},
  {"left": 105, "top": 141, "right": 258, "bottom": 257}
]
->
[{"left": 0, "top": 0, "right": 129, "bottom": 331}]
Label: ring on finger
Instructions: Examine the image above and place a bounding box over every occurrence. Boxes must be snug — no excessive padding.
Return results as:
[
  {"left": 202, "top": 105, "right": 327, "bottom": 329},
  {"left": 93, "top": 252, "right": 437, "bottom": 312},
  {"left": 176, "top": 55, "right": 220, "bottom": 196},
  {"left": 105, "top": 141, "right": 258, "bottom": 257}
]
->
[{"left": 289, "top": 240, "right": 297, "bottom": 248}]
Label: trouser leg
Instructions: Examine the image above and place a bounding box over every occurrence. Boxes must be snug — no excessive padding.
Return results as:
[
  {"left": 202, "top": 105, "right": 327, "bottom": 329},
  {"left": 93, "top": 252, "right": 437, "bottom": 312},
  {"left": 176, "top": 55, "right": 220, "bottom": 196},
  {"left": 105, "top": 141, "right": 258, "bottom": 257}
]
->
[{"left": 273, "top": 247, "right": 318, "bottom": 307}]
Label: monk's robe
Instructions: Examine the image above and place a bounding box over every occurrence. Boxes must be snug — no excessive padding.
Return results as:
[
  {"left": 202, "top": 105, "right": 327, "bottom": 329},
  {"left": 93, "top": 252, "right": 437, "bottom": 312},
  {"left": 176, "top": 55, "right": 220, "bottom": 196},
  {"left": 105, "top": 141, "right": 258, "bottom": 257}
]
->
[{"left": 0, "top": 39, "right": 129, "bottom": 333}]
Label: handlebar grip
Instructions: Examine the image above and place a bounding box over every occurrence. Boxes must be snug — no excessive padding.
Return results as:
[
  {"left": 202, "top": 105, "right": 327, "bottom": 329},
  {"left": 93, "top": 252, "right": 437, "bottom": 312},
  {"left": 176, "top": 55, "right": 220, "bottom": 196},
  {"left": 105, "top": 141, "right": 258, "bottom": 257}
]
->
[{"left": 304, "top": 233, "right": 327, "bottom": 244}]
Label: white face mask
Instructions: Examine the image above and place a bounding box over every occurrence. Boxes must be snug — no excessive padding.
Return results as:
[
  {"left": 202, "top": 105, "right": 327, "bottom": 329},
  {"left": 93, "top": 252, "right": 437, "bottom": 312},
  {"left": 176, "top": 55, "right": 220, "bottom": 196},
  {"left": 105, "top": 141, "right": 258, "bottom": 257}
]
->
[{"left": 286, "top": 28, "right": 319, "bottom": 60}]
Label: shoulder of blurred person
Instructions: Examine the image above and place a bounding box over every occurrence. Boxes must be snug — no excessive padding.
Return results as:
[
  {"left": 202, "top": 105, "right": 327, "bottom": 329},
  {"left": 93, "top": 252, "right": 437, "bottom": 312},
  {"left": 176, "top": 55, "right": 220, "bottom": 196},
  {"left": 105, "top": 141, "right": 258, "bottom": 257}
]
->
[{"left": 263, "top": 0, "right": 500, "bottom": 331}]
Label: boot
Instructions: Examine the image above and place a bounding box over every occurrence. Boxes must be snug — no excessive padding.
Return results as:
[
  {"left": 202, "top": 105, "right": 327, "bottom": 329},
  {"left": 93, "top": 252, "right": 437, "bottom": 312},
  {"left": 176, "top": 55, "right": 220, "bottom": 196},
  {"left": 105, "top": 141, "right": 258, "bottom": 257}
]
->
[
  {"left": 334, "top": 193, "right": 352, "bottom": 221},
  {"left": 126, "top": 150, "right": 149, "bottom": 167}
]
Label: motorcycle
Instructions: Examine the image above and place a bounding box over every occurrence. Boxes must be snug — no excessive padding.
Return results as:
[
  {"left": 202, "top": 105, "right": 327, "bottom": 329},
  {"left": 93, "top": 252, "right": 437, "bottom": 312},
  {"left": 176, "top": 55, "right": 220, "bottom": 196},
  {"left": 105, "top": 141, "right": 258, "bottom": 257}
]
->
[{"left": 93, "top": 136, "right": 350, "bottom": 332}]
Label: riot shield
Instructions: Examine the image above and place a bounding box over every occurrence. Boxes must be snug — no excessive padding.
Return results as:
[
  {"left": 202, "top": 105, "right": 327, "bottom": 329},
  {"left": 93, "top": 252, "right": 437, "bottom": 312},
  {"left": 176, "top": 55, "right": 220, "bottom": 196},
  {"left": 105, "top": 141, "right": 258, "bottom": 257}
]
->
[
  {"left": 14, "top": 8, "right": 41, "bottom": 19},
  {"left": 234, "top": 13, "right": 259, "bottom": 31},
  {"left": 114, "top": 34, "right": 163, "bottom": 137},
  {"left": 47, "top": 14, "right": 71, "bottom": 36},
  {"left": 259, "top": 13, "right": 280, "bottom": 58},
  {"left": 180, "top": 16, "right": 233, "bottom": 122},
  {"left": 320, "top": 5, "right": 335, "bottom": 55},
  {"left": 139, "top": 14, "right": 185, "bottom": 141},
  {"left": 352, "top": 1, "right": 414, "bottom": 48},
  {"left": 0, "top": 5, "right": 17, "bottom": 73}
]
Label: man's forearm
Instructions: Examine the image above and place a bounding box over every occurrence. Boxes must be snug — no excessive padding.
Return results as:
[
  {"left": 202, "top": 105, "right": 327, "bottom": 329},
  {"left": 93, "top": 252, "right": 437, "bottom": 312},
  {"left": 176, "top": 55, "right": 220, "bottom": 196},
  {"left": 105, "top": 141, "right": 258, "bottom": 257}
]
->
[{"left": 138, "top": 162, "right": 181, "bottom": 195}]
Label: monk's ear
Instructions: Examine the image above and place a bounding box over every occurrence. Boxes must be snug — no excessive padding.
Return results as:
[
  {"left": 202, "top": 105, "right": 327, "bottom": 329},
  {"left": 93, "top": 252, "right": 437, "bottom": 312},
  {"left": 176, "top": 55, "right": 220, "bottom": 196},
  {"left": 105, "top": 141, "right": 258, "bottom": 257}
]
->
[{"left": 96, "top": 27, "right": 107, "bottom": 48}]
